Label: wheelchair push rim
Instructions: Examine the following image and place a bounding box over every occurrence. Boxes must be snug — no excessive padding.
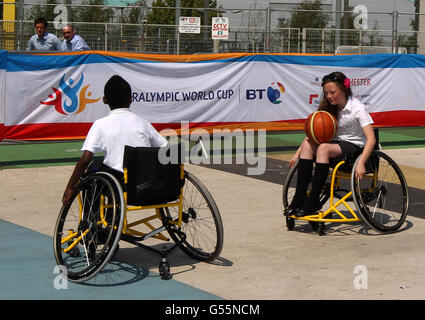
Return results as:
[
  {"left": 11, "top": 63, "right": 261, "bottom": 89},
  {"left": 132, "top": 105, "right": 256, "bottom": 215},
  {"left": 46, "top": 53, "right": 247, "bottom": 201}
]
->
[
  {"left": 161, "top": 171, "right": 224, "bottom": 262},
  {"left": 53, "top": 172, "right": 125, "bottom": 283},
  {"left": 351, "top": 150, "right": 409, "bottom": 233}
]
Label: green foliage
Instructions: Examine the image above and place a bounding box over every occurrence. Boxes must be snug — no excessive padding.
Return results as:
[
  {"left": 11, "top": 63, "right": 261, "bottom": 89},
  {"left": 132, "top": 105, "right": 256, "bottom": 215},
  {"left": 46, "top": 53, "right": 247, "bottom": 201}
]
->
[
  {"left": 120, "top": 1, "right": 146, "bottom": 24},
  {"left": 72, "top": 0, "right": 114, "bottom": 23},
  {"left": 27, "top": 0, "right": 58, "bottom": 22},
  {"left": 27, "top": 0, "right": 114, "bottom": 23},
  {"left": 148, "top": 0, "right": 219, "bottom": 25},
  {"left": 287, "top": 0, "right": 330, "bottom": 29}
]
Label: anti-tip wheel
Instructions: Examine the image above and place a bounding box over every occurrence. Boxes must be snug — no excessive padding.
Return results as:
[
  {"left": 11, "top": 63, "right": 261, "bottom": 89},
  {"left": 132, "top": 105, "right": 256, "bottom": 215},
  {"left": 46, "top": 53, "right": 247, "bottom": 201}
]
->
[{"left": 159, "top": 258, "right": 172, "bottom": 280}]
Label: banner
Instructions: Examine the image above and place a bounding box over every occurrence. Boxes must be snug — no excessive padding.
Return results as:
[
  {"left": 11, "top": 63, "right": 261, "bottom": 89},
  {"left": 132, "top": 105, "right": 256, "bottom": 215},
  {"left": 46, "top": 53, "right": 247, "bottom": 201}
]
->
[{"left": 1, "top": 51, "right": 425, "bottom": 141}]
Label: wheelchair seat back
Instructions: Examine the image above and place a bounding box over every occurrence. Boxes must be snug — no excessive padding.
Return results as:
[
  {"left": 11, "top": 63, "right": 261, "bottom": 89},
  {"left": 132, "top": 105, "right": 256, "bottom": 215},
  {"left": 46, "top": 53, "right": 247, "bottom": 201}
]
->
[{"left": 123, "top": 145, "right": 184, "bottom": 206}]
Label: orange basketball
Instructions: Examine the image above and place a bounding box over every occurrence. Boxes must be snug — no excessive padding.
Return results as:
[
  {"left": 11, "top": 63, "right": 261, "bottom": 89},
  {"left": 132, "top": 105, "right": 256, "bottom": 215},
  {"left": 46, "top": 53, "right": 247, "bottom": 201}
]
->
[{"left": 304, "top": 111, "right": 337, "bottom": 144}]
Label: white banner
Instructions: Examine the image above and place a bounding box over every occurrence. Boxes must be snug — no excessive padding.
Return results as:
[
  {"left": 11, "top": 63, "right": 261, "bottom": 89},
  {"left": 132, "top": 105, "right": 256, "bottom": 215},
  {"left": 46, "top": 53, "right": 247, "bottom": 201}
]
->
[{"left": 2, "top": 52, "right": 425, "bottom": 140}]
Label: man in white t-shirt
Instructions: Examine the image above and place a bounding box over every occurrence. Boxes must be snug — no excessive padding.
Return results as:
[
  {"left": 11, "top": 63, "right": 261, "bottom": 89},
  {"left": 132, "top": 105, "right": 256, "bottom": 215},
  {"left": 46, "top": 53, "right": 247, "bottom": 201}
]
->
[{"left": 62, "top": 75, "right": 167, "bottom": 205}]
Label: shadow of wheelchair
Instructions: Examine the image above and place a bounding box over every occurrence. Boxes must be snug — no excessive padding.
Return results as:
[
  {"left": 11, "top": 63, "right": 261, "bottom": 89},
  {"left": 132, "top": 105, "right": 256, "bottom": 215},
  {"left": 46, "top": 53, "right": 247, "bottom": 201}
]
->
[
  {"left": 82, "top": 259, "right": 149, "bottom": 287},
  {"left": 290, "top": 213, "right": 413, "bottom": 237},
  {"left": 83, "top": 243, "right": 233, "bottom": 286}
]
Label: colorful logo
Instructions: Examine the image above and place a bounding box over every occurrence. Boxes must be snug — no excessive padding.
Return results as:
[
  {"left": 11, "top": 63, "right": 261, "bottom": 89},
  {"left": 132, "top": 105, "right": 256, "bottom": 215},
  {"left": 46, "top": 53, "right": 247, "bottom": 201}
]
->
[
  {"left": 267, "top": 82, "right": 285, "bottom": 104},
  {"left": 41, "top": 73, "right": 100, "bottom": 115}
]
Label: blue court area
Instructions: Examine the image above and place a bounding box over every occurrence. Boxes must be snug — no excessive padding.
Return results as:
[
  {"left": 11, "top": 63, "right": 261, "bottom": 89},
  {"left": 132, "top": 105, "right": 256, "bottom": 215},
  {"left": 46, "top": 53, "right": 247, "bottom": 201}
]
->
[{"left": 0, "top": 219, "right": 222, "bottom": 300}]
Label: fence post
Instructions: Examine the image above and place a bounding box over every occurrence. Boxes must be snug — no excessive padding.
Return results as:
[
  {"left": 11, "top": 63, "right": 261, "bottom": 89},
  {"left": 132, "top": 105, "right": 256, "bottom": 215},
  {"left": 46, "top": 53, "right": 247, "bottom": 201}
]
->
[
  {"left": 302, "top": 28, "right": 306, "bottom": 53},
  {"left": 158, "top": 27, "right": 161, "bottom": 52},
  {"left": 105, "top": 24, "right": 108, "bottom": 51},
  {"left": 213, "top": 39, "right": 219, "bottom": 53},
  {"left": 265, "top": 6, "right": 270, "bottom": 52},
  {"left": 175, "top": 0, "right": 181, "bottom": 51},
  {"left": 140, "top": 21, "right": 144, "bottom": 52},
  {"left": 392, "top": 10, "right": 399, "bottom": 53},
  {"left": 288, "top": 28, "right": 291, "bottom": 53},
  {"left": 177, "top": 32, "right": 180, "bottom": 55},
  {"left": 280, "top": 32, "right": 284, "bottom": 52},
  {"left": 17, "top": 0, "right": 24, "bottom": 50},
  {"left": 335, "top": 0, "right": 341, "bottom": 50},
  {"left": 359, "top": 29, "right": 362, "bottom": 48}
]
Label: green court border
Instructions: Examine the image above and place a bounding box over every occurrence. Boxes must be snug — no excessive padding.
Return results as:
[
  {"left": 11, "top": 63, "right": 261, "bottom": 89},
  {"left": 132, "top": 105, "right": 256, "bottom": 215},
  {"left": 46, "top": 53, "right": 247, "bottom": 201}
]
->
[{"left": 1, "top": 127, "right": 425, "bottom": 169}]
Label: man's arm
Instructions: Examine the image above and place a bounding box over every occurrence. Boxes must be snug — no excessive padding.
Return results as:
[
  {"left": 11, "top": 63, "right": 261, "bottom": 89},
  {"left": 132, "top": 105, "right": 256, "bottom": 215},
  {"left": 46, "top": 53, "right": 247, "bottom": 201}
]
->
[
  {"left": 72, "top": 35, "right": 90, "bottom": 51},
  {"left": 27, "top": 37, "right": 34, "bottom": 50},
  {"left": 62, "top": 150, "right": 93, "bottom": 205}
]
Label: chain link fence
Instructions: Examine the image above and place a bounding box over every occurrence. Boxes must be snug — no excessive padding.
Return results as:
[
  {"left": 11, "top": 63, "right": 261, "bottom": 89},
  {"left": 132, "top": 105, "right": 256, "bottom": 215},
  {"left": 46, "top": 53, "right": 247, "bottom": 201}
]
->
[{"left": 0, "top": 2, "right": 422, "bottom": 54}]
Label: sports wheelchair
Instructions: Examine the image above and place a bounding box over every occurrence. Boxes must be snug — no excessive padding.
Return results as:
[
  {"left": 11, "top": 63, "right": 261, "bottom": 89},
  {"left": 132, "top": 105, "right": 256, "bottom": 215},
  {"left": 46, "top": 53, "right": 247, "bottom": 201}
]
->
[
  {"left": 53, "top": 144, "right": 224, "bottom": 283},
  {"left": 282, "top": 129, "right": 409, "bottom": 235}
]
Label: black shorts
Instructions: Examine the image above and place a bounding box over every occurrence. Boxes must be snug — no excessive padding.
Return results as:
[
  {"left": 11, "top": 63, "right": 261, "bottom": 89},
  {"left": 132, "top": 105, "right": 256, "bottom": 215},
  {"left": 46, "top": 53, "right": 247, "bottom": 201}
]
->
[{"left": 329, "top": 140, "right": 363, "bottom": 164}]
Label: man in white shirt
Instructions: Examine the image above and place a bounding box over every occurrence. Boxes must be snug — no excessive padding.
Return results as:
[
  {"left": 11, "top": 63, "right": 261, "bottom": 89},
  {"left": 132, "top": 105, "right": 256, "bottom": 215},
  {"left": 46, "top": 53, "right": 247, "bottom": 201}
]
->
[
  {"left": 62, "top": 75, "right": 168, "bottom": 205},
  {"left": 27, "top": 17, "right": 61, "bottom": 51},
  {"left": 61, "top": 25, "right": 90, "bottom": 51}
]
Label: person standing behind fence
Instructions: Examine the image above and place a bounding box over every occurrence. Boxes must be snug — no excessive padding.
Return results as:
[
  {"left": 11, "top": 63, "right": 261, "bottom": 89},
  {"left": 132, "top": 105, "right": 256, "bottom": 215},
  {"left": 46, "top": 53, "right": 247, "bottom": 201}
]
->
[
  {"left": 27, "top": 18, "right": 61, "bottom": 51},
  {"left": 61, "top": 25, "right": 90, "bottom": 51}
]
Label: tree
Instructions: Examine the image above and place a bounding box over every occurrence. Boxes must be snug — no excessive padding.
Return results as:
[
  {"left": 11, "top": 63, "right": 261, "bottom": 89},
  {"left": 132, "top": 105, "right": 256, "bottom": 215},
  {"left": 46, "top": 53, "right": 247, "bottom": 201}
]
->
[
  {"left": 27, "top": 0, "right": 58, "bottom": 22},
  {"left": 120, "top": 1, "right": 147, "bottom": 24},
  {"left": 398, "top": 18, "right": 417, "bottom": 53},
  {"left": 280, "top": 0, "right": 331, "bottom": 53},
  {"left": 146, "top": 0, "right": 220, "bottom": 54},
  {"left": 364, "top": 21, "right": 384, "bottom": 47},
  {"left": 147, "top": 0, "right": 219, "bottom": 25},
  {"left": 286, "top": 0, "right": 330, "bottom": 29},
  {"left": 72, "top": 0, "right": 114, "bottom": 23}
]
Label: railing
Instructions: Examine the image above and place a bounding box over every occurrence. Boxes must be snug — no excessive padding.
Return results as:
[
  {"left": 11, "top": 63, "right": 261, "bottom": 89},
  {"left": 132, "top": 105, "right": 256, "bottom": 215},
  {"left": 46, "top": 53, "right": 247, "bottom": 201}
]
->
[{"left": 0, "top": 2, "right": 421, "bottom": 54}]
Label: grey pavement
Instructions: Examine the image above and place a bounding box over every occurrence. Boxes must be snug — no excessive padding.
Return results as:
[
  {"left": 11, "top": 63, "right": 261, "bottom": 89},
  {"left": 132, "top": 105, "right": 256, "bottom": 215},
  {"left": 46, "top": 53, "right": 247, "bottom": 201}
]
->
[{"left": 0, "top": 147, "right": 424, "bottom": 300}]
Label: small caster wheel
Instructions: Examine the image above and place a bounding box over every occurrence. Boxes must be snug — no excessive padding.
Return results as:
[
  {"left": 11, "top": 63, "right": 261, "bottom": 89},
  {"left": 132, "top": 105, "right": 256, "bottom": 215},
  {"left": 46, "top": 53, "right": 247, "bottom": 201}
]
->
[
  {"left": 286, "top": 217, "right": 295, "bottom": 230},
  {"left": 310, "top": 221, "right": 319, "bottom": 232},
  {"left": 317, "top": 223, "right": 326, "bottom": 236},
  {"left": 159, "top": 258, "right": 172, "bottom": 280}
]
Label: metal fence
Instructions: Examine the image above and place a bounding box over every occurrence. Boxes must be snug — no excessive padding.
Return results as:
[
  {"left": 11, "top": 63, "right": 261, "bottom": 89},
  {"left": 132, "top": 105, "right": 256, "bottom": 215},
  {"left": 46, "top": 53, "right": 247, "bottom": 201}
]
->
[{"left": 0, "top": 2, "right": 422, "bottom": 54}]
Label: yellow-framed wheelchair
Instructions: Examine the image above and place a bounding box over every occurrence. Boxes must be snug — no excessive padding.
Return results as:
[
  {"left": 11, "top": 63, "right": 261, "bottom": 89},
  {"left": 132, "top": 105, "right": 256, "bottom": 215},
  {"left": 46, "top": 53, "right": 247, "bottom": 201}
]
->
[
  {"left": 53, "top": 145, "right": 224, "bottom": 283},
  {"left": 282, "top": 129, "right": 409, "bottom": 235}
]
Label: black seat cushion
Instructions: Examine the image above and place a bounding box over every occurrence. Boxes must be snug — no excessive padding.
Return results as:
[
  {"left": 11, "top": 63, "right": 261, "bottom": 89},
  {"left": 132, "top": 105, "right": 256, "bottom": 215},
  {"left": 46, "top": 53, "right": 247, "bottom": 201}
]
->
[
  {"left": 329, "top": 128, "right": 380, "bottom": 174},
  {"left": 123, "top": 145, "right": 184, "bottom": 206}
]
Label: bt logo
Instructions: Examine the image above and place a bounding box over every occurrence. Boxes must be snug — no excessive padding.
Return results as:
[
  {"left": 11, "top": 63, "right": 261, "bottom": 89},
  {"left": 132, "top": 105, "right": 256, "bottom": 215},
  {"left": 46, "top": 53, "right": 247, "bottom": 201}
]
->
[
  {"left": 41, "top": 73, "right": 100, "bottom": 115},
  {"left": 246, "top": 82, "right": 285, "bottom": 104}
]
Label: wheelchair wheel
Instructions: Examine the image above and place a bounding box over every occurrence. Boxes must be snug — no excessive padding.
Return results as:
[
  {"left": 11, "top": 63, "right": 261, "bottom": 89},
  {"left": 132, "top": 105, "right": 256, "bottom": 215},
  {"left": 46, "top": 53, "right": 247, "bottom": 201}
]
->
[
  {"left": 53, "top": 172, "right": 124, "bottom": 283},
  {"left": 351, "top": 150, "right": 409, "bottom": 233},
  {"left": 282, "top": 160, "right": 331, "bottom": 211},
  {"left": 161, "top": 171, "right": 223, "bottom": 262}
]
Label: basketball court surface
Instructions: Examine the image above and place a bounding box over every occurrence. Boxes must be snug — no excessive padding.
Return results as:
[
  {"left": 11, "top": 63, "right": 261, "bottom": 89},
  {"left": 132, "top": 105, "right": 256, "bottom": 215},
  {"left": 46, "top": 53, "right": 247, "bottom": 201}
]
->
[{"left": 1, "top": 128, "right": 425, "bottom": 300}]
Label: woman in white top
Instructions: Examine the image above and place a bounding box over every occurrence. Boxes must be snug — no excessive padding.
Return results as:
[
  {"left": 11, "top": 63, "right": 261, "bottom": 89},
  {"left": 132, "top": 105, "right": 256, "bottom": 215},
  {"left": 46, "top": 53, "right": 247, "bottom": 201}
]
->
[{"left": 285, "top": 71, "right": 376, "bottom": 217}]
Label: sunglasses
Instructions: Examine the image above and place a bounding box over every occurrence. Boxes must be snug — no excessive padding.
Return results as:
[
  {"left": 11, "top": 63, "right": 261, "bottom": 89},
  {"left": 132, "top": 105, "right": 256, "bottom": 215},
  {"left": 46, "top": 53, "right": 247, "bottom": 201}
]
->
[
  {"left": 321, "top": 73, "right": 340, "bottom": 84},
  {"left": 322, "top": 73, "right": 351, "bottom": 89}
]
